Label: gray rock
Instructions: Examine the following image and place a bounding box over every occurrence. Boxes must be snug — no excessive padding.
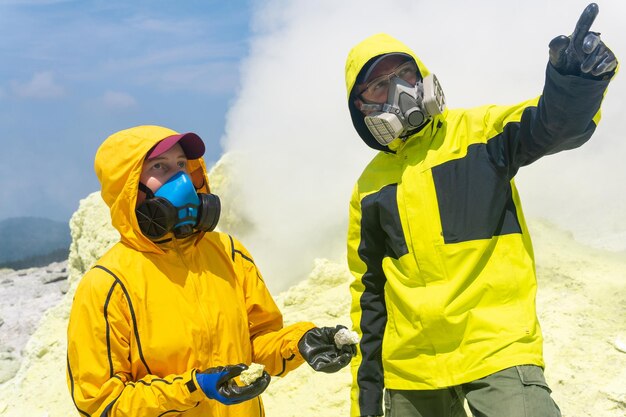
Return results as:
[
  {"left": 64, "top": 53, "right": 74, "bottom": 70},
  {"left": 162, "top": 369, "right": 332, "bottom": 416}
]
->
[
  {"left": 0, "top": 259, "right": 68, "bottom": 382},
  {"left": 41, "top": 273, "right": 68, "bottom": 285}
]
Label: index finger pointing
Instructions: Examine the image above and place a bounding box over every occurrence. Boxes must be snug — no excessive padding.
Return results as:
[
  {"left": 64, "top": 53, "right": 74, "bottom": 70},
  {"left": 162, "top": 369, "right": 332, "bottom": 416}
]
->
[{"left": 571, "top": 3, "right": 599, "bottom": 48}]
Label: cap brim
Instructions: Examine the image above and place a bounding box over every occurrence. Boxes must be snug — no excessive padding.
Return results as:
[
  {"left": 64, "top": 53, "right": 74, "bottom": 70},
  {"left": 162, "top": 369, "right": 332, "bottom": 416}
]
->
[
  {"left": 357, "top": 52, "right": 413, "bottom": 85},
  {"left": 147, "top": 132, "right": 205, "bottom": 160}
]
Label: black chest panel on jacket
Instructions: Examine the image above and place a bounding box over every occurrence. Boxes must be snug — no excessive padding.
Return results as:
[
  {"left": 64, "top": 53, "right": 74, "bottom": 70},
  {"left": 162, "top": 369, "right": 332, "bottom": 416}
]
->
[{"left": 432, "top": 142, "right": 522, "bottom": 244}]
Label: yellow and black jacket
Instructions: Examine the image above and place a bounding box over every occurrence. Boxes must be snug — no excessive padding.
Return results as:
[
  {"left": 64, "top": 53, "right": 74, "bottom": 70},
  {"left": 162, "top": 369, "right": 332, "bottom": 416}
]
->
[
  {"left": 345, "top": 33, "right": 614, "bottom": 416},
  {"left": 66, "top": 125, "right": 315, "bottom": 417}
]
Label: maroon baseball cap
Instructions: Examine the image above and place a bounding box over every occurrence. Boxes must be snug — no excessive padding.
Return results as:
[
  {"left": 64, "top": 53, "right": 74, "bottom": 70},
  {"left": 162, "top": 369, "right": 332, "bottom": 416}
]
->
[{"left": 146, "top": 132, "right": 205, "bottom": 160}]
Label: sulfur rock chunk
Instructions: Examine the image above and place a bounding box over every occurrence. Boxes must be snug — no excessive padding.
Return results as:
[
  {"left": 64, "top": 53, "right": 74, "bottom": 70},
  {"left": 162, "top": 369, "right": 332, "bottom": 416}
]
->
[
  {"left": 334, "top": 328, "right": 360, "bottom": 349},
  {"left": 240, "top": 363, "right": 265, "bottom": 385}
]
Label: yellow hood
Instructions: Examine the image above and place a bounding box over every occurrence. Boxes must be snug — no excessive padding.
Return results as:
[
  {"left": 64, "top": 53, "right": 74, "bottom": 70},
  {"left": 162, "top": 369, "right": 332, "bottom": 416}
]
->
[
  {"left": 94, "top": 125, "right": 211, "bottom": 254},
  {"left": 345, "top": 33, "right": 437, "bottom": 152}
]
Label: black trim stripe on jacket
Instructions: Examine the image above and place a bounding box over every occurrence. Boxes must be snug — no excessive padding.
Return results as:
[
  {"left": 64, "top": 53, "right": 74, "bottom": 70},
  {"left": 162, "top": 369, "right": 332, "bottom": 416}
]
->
[
  {"left": 256, "top": 396, "right": 264, "bottom": 417},
  {"left": 356, "top": 185, "right": 406, "bottom": 416},
  {"left": 229, "top": 234, "right": 256, "bottom": 264},
  {"left": 93, "top": 265, "right": 152, "bottom": 375},
  {"left": 156, "top": 403, "right": 200, "bottom": 417},
  {"left": 229, "top": 234, "right": 236, "bottom": 261},
  {"left": 100, "top": 390, "right": 124, "bottom": 417},
  {"left": 67, "top": 353, "right": 91, "bottom": 417},
  {"left": 127, "top": 376, "right": 184, "bottom": 386},
  {"left": 228, "top": 234, "right": 264, "bottom": 284},
  {"left": 103, "top": 282, "right": 118, "bottom": 378},
  {"left": 275, "top": 353, "right": 296, "bottom": 377}
]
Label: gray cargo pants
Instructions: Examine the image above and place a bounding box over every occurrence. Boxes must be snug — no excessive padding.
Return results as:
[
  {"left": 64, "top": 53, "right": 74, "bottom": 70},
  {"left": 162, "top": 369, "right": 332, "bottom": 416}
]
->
[{"left": 384, "top": 365, "right": 561, "bottom": 417}]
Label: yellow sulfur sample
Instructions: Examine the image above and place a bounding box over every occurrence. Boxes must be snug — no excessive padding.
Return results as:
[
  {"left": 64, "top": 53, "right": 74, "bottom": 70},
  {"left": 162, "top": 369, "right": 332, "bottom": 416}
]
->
[{"left": 240, "top": 363, "right": 265, "bottom": 385}]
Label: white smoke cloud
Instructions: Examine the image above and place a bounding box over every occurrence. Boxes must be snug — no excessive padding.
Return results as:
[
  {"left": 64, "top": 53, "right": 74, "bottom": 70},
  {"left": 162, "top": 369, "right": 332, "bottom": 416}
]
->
[{"left": 220, "top": 0, "right": 626, "bottom": 291}]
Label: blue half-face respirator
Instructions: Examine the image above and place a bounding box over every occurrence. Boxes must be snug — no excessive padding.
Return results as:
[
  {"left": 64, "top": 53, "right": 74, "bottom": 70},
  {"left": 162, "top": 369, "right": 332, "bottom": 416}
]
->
[{"left": 136, "top": 171, "right": 221, "bottom": 240}]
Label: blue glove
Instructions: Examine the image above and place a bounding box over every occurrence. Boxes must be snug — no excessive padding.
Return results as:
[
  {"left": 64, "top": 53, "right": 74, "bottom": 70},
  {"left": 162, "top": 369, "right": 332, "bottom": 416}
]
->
[
  {"left": 548, "top": 3, "right": 617, "bottom": 80},
  {"left": 196, "top": 363, "right": 271, "bottom": 405},
  {"left": 298, "top": 325, "right": 356, "bottom": 373}
]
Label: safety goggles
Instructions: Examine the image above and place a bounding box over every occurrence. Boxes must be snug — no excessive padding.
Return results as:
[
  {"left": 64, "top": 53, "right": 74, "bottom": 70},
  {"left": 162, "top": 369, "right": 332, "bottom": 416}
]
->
[{"left": 359, "top": 60, "right": 419, "bottom": 103}]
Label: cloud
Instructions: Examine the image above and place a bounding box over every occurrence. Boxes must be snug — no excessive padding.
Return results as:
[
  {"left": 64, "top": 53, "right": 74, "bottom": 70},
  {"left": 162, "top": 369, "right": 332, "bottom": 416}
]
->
[
  {"left": 0, "top": 5, "right": 247, "bottom": 98},
  {"left": 218, "top": 0, "right": 626, "bottom": 291},
  {"left": 11, "top": 72, "right": 65, "bottom": 99},
  {"left": 102, "top": 90, "right": 137, "bottom": 109},
  {"left": 96, "top": 44, "right": 243, "bottom": 95}
]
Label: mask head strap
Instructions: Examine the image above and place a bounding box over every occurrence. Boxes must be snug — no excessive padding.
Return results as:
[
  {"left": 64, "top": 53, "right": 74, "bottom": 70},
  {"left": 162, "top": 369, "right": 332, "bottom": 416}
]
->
[
  {"left": 138, "top": 182, "right": 155, "bottom": 199},
  {"left": 359, "top": 102, "right": 383, "bottom": 112}
]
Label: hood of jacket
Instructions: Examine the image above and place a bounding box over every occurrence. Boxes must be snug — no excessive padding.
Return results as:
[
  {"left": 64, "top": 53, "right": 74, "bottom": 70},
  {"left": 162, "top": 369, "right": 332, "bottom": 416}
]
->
[
  {"left": 345, "top": 33, "right": 442, "bottom": 152},
  {"left": 94, "top": 125, "right": 212, "bottom": 254}
]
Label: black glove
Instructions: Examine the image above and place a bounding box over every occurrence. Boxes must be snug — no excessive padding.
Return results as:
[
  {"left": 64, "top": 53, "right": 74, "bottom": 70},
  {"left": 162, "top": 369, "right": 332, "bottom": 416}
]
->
[
  {"left": 548, "top": 3, "right": 617, "bottom": 80},
  {"left": 298, "top": 325, "right": 356, "bottom": 373},
  {"left": 196, "top": 363, "right": 271, "bottom": 405}
]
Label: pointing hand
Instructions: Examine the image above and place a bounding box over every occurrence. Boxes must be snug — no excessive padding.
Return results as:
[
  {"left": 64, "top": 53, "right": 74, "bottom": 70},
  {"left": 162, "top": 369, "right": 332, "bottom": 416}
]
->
[{"left": 548, "top": 3, "right": 617, "bottom": 79}]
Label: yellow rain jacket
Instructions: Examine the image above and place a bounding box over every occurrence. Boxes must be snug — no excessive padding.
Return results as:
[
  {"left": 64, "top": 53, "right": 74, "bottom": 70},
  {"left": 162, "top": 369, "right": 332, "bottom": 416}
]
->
[
  {"left": 345, "top": 34, "right": 614, "bottom": 416},
  {"left": 67, "top": 125, "right": 315, "bottom": 417}
]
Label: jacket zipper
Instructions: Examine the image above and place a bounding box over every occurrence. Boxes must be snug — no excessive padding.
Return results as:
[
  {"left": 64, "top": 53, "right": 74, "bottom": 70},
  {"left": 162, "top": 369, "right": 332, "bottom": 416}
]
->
[{"left": 173, "top": 240, "right": 215, "bottom": 371}]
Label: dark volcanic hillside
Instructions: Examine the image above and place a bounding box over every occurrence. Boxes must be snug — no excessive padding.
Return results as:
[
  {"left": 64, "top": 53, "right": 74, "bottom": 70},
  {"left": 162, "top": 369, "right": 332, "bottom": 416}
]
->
[{"left": 0, "top": 217, "right": 70, "bottom": 268}]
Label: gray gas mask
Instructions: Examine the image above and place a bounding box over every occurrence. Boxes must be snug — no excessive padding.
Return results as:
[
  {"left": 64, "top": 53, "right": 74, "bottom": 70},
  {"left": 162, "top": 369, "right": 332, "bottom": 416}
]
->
[{"left": 362, "top": 74, "right": 446, "bottom": 146}]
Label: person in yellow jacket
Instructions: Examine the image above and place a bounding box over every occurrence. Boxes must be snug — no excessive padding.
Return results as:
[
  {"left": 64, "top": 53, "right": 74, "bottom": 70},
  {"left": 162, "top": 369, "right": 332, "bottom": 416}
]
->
[
  {"left": 344, "top": 4, "right": 617, "bottom": 417},
  {"left": 66, "top": 125, "right": 356, "bottom": 416}
]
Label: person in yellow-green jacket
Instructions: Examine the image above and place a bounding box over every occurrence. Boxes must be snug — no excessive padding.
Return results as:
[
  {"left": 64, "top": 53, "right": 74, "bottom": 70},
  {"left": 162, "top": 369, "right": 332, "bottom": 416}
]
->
[
  {"left": 344, "top": 4, "right": 617, "bottom": 417},
  {"left": 66, "top": 125, "right": 356, "bottom": 417}
]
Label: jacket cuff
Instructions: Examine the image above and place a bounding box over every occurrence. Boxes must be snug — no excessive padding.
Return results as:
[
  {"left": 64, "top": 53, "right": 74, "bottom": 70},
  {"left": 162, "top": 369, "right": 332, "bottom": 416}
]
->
[
  {"left": 288, "top": 321, "right": 317, "bottom": 360},
  {"left": 187, "top": 369, "right": 208, "bottom": 404}
]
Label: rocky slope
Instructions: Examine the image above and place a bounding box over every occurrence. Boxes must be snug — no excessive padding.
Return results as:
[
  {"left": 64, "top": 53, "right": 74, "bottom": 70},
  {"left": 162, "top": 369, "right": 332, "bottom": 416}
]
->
[{"left": 0, "top": 261, "right": 68, "bottom": 384}]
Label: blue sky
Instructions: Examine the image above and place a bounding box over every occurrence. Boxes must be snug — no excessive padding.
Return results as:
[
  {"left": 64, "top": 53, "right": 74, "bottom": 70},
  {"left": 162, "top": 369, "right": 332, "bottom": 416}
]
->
[{"left": 0, "top": 0, "right": 252, "bottom": 222}]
